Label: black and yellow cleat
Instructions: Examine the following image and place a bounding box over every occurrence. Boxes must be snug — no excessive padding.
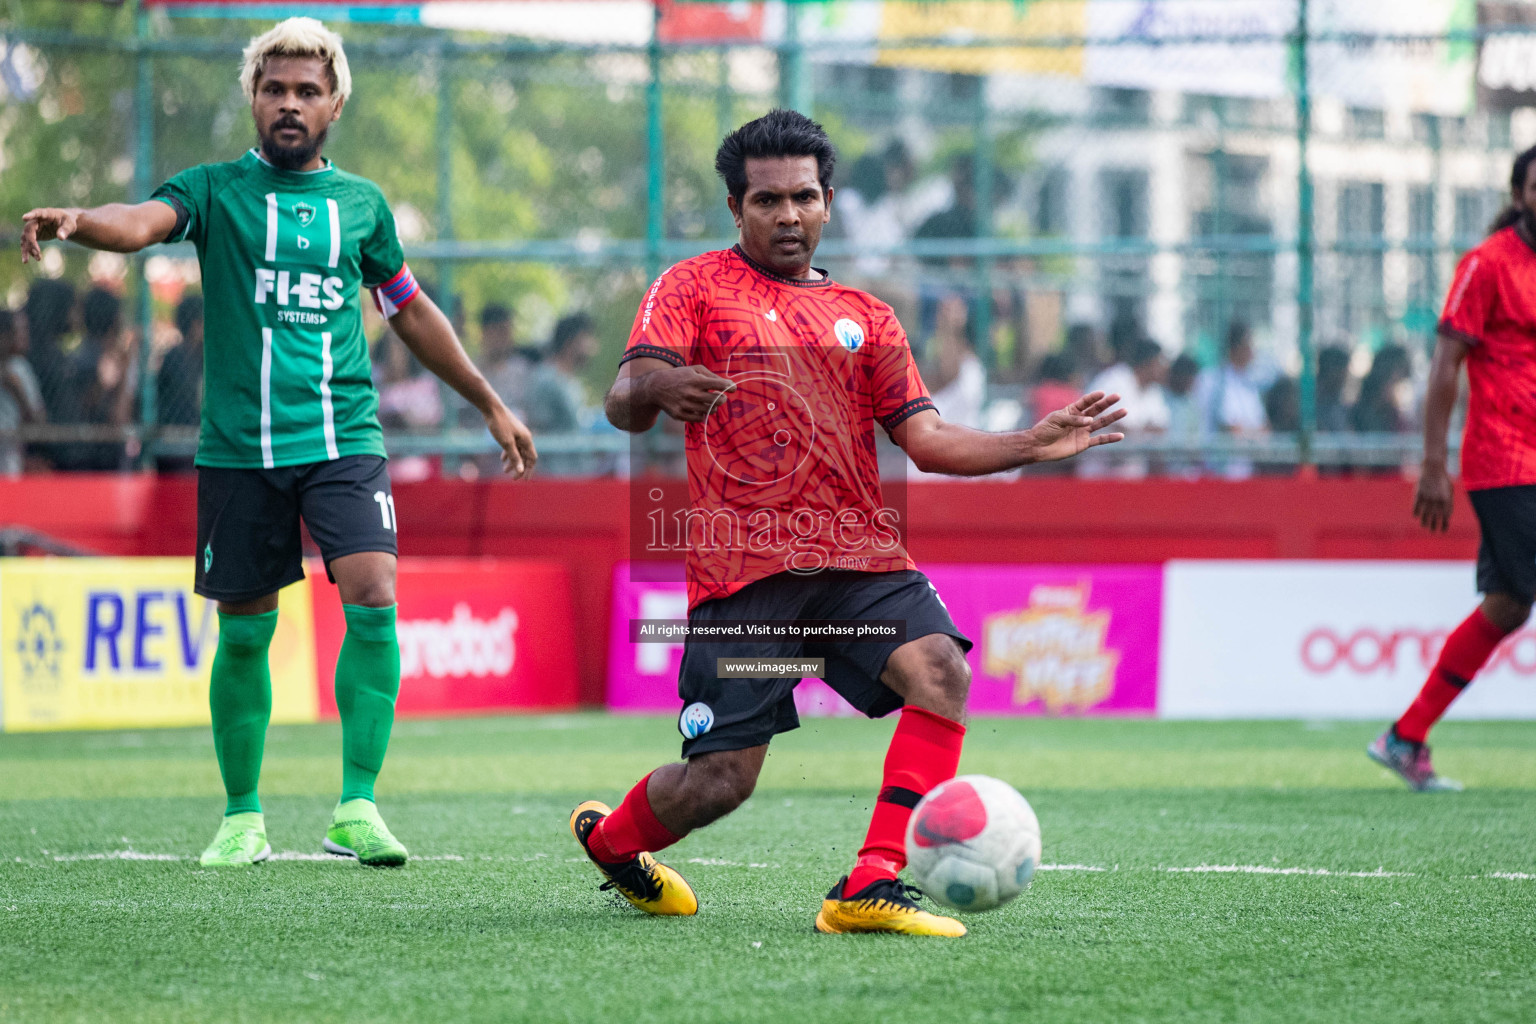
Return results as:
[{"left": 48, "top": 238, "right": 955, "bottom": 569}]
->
[
  {"left": 813, "top": 875, "right": 967, "bottom": 937},
  {"left": 569, "top": 800, "right": 698, "bottom": 917}
]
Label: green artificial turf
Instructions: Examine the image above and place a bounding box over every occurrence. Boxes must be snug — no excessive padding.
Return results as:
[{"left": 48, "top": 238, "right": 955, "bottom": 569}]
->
[{"left": 1, "top": 715, "right": 1533, "bottom": 1023}]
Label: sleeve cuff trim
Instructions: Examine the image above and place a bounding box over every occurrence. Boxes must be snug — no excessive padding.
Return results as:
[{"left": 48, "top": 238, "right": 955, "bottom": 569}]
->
[{"left": 620, "top": 344, "right": 686, "bottom": 368}]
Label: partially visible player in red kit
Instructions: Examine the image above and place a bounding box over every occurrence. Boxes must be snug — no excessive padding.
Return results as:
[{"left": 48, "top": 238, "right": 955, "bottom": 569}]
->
[
  {"left": 1370, "top": 144, "right": 1536, "bottom": 792},
  {"left": 567, "top": 110, "right": 1126, "bottom": 936}
]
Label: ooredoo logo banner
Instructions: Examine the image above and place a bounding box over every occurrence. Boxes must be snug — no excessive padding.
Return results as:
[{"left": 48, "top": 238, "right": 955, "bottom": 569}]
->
[
  {"left": 311, "top": 558, "right": 579, "bottom": 716},
  {"left": 1160, "top": 560, "right": 1536, "bottom": 718}
]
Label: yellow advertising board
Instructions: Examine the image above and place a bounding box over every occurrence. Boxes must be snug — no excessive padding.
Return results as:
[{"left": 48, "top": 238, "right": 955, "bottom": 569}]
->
[
  {"left": 0, "top": 558, "right": 318, "bottom": 732},
  {"left": 878, "top": 0, "right": 1086, "bottom": 78}
]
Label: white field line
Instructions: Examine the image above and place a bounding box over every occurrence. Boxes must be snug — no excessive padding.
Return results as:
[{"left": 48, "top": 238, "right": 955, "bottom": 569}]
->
[
  {"left": 685, "top": 857, "right": 773, "bottom": 868},
  {"left": 1163, "top": 864, "right": 1411, "bottom": 878},
  {"left": 52, "top": 850, "right": 181, "bottom": 862},
  {"left": 35, "top": 852, "right": 1534, "bottom": 881},
  {"left": 50, "top": 849, "right": 464, "bottom": 863}
]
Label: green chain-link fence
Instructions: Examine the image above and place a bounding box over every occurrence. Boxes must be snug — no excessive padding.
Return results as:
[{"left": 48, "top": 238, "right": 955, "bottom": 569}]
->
[{"left": 0, "top": 0, "right": 1527, "bottom": 475}]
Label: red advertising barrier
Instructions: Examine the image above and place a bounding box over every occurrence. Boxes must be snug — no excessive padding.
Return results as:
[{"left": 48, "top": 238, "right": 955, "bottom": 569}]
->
[
  {"left": 0, "top": 474, "right": 1484, "bottom": 705},
  {"left": 310, "top": 558, "right": 579, "bottom": 717}
]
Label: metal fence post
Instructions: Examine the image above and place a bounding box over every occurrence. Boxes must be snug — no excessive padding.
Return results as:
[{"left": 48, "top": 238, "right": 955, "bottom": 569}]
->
[
  {"left": 1294, "top": 0, "right": 1316, "bottom": 468},
  {"left": 972, "top": 79, "right": 995, "bottom": 369},
  {"left": 133, "top": 1, "right": 157, "bottom": 467},
  {"left": 646, "top": 2, "right": 664, "bottom": 281},
  {"left": 781, "top": 2, "right": 809, "bottom": 114},
  {"left": 714, "top": 46, "right": 735, "bottom": 238},
  {"left": 435, "top": 42, "right": 458, "bottom": 462}
]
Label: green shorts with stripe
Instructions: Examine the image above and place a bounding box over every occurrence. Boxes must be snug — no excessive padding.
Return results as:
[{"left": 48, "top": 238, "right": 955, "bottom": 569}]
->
[{"left": 194, "top": 454, "right": 397, "bottom": 603}]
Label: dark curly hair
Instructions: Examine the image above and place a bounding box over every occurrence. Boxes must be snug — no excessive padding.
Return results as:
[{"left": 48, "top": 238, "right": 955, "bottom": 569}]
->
[
  {"left": 715, "top": 108, "right": 836, "bottom": 206},
  {"left": 1488, "top": 143, "right": 1536, "bottom": 235}
]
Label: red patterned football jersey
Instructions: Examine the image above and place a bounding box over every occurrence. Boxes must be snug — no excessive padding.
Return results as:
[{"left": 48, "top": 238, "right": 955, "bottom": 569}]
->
[
  {"left": 623, "top": 246, "right": 934, "bottom": 609},
  {"left": 1440, "top": 226, "right": 1536, "bottom": 491}
]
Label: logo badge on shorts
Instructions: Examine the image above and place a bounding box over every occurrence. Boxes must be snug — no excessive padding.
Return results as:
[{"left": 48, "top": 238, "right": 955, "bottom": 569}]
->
[
  {"left": 679, "top": 702, "right": 715, "bottom": 739},
  {"left": 293, "top": 201, "right": 316, "bottom": 228},
  {"left": 203, "top": 543, "right": 213, "bottom": 574},
  {"left": 833, "top": 318, "right": 865, "bottom": 352}
]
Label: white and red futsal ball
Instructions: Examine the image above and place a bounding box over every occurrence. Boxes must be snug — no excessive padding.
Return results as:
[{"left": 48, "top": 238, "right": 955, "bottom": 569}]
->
[{"left": 905, "top": 775, "right": 1042, "bottom": 912}]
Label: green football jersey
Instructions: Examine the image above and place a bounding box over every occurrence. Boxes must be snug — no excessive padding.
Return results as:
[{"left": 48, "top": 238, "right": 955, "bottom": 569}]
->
[{"left": 152, "top": 149, "right": 411, "bottom": 468}]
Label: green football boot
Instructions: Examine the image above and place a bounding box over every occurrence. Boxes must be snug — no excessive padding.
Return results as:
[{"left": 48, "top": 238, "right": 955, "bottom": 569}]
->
[
  {"left": 324, "top": 799, "right": 409, "bottom": 867},
  {"left": 198, "top": 812, "right": 271, "bottom": 867}
]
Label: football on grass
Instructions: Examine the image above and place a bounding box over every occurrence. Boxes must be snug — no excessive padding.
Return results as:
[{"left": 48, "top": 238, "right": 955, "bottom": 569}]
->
[{"left": 905, "top": 775, "right": 1042, "bottom": 912}]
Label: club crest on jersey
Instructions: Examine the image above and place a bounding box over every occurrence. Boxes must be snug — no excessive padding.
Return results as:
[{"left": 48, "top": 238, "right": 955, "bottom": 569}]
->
[
  {"left": 293, "top": 201, "right": 316, "bottom": 228},
  {"left": 833, "top": 318, "right": 865, "bottom": 352}
]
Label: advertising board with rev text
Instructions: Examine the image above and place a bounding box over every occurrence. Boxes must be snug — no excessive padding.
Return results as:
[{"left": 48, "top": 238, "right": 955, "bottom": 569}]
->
[{"left": 0, "top": 557, "right": 578, "bottom": 731}]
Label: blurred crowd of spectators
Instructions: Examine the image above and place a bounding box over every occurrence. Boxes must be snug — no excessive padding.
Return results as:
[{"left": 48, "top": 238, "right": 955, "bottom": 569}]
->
[
  {"left": 0, "top": 278, "right": 195, "bottom": 474},
  {"left": 0, "top": 275, "right": 610, "bottom": 478},
  {"left": 372, "top": 297, "right": 609, "bottom": 479},
  {"left": 824, "top": 144, "right": 1429, "bottom": 479},
  {"left": 0, "top": 140, "right": 1429, "bottom": 481},
  {"left": 0, "top": 268, "right": 1432, "bottom": 481}
]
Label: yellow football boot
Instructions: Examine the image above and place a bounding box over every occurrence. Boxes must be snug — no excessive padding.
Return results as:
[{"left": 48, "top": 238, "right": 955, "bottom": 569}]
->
[
  {"left": 569, "top": 800, "right": 698, "bottom": 917},
  {"left": 813, "top": 875, "right": 967, "bottom": 937}
]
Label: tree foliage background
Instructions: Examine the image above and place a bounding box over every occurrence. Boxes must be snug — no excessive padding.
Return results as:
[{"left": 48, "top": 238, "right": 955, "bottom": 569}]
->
[{"left": 0, "top": 2, "right": 801, "bottom": 391}]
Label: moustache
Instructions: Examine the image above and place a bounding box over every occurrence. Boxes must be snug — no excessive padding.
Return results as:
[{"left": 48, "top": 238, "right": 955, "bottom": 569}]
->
[
  {"left": 772, "top": 232, "right": 806, "bottom": 245},
  {"left": 271, "top": 118, "right": 307, "bottom": 135}
]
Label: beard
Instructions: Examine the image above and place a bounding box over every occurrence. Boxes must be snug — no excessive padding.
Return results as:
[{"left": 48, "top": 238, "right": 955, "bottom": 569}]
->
[{"left": 258, "top": 119, "right": 329, "bottom": 171}]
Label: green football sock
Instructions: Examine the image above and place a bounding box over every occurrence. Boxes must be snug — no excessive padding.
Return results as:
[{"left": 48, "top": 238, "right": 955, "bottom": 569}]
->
[
  {"left": 210, "top": 610, "right": 278, "bottom": 817},
  {"left": 335, "top": 604, "right": 401, "bottom": 804}
]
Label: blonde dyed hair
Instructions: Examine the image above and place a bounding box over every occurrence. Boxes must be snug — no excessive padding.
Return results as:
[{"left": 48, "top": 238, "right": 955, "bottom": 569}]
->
[{"left": 239, "top": 17, "right": 352, "bottom": 105}]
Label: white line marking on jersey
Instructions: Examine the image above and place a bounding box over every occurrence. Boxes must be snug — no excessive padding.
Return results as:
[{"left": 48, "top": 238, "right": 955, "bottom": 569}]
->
[
  {"left": 260, "top": 327, "right": 275, "bottom": 468},
  {"left": 326, "top": 197, "right": 340, "bottom": 269},
  {"left": 320, "top": 331, "right": 339, "bottom": 460},
  {"left": 264, "top": 192, "right": 278, "bottom": 263}
]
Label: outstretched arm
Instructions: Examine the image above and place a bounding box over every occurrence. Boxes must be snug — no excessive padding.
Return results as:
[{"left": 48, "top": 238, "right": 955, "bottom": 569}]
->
[
  {"left": 20, "top": 202, "right": 178, "bottom": 262},
  {"left": 1413, "top": 332, "right": 1469, "bottom": 532},
  {"left": 892, "top": 392, "right": 1126, "bottom": 477},
  {"left": 390, "top": 290, "right": 537, "bottom": 478}
]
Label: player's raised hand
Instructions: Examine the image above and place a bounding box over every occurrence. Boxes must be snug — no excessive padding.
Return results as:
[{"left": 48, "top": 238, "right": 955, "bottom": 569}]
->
[
  {"left": 1027, "top": 391, "right": 1127, "bottom": 463},
  {"left": 20, "top": 208, "right": 81, "bottom": 264},
  {"left": 1413, "top": 462, "right": 1454, "bottom": 532},
  {"left": 648, "top": 364, "right": 736, "bottom": 423},
  {"left": 486, "top": 404, "right": 538, "bottom": 480}
]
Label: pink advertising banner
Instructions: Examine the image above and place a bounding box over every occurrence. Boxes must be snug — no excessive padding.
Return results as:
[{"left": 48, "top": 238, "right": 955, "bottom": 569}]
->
[{"left": 606, "top": 563, "right": 1163, "bottom": 717}]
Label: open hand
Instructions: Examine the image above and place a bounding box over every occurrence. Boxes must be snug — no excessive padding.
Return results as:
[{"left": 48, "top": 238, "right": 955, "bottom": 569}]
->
[
  {"left": 486, "top": 404, "right": 538, "bottom": 479},
  {"left": 20, "top": 208, "right": 81, "bottom": 264},
  {"left": 1027, "top": 391, "right": 1127, "bottom": 463}
]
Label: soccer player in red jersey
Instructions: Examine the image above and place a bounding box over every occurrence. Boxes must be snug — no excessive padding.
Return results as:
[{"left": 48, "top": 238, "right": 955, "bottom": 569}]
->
[
  {"left": 569, "top": 110, "right": 1126, "bottom": 935},
  {"left": 1370, "top": 144, "right": 1536, "bottom": 792}
]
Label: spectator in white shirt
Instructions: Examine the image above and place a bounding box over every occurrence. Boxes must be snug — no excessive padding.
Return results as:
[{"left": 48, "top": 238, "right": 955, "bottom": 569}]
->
[
  {"left": 1082, "top": 337, "right": 1169, "bottom": 478},
  {"left": 1195, "top": 321, "right": 1268, "bottom": 478},
  {"left": 927, "top": 294, "right": 986, "bottom": 429}
]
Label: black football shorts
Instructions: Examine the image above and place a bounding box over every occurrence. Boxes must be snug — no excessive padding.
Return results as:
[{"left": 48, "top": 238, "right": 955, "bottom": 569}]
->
[
  {"left": 674, "top": 569, "right": 972, "bottom": 758},
  {"left": 1471, "top": 484, "right": 1536, "bottom": 604},
  {"left": 194, "top": 454, "right": 398, "bottom": 603}
]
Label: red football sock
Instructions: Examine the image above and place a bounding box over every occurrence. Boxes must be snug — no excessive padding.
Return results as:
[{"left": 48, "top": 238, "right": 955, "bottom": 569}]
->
[
  {"left": 1396, "top": 608, "right": 1509, "bottom": 744},
  {"left": 846, "top": 706, "right": 966, "bottom": 896},
  {"left": 587, "top": 772, "right": 683, "bottom": 864}
]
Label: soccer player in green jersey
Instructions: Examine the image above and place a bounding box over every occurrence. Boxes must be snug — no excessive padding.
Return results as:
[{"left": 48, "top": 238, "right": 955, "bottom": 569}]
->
[{"left": 20, "top": 18, "right": 537, "bottom": 867}]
